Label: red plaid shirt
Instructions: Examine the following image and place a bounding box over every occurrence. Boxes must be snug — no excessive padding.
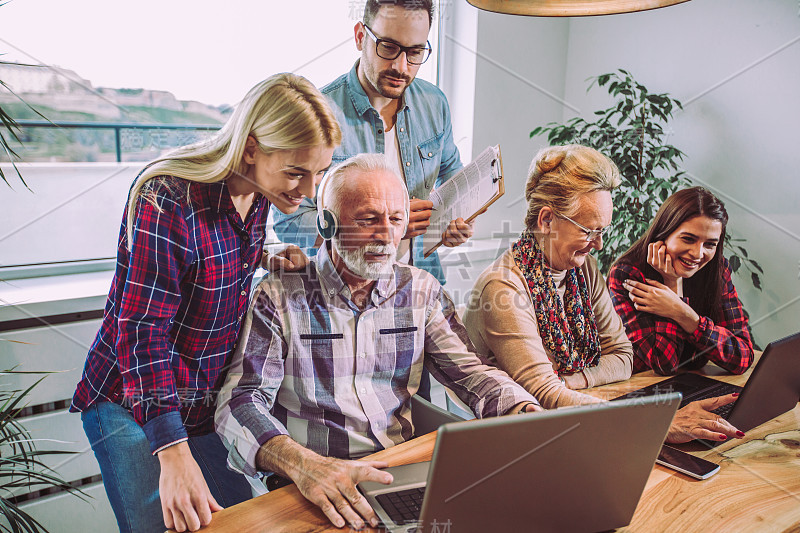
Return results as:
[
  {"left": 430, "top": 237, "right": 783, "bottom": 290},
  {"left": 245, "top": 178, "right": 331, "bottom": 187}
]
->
[
  {"left": 71, "top": 177, "right": 267, "bottom": 453},
  {"left": 607, "top": 260, "right": 753, "bottom": 376}
]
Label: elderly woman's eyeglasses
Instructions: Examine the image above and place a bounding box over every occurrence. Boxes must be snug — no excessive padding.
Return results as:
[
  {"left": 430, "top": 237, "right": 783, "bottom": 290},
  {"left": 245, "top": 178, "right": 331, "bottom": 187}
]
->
[
  {"left": 362, "top": 24, "right": 432, "bottom": 65},
  {"left": 559, "top": 214, "right": 610, "bottom": 242}
]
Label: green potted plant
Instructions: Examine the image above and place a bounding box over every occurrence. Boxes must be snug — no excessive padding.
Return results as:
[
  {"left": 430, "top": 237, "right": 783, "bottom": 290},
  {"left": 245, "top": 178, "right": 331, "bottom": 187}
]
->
[
  {"left": 0, "top": 370, "right": 83, "bottom": 532},
  {"left": 530, "top": 69, "right": 763, "bottom": 290}
]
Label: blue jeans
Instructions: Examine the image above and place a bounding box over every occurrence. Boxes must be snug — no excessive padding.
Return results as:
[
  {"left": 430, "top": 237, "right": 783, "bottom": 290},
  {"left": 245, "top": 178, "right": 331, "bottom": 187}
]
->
[{"left": 81, "top": 402, "right": 252, "bottom": 533}]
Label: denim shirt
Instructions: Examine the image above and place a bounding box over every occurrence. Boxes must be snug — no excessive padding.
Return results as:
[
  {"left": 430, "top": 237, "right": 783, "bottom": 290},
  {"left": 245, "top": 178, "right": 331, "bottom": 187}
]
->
[{"left": 272, "top": 61, "right": 462, "bottom": 285}]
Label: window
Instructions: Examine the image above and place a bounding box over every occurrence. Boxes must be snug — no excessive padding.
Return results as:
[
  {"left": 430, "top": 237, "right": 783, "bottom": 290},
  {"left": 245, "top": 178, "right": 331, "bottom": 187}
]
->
[{"left": 0, "top": 1, "right": 442, "bottom": 274}]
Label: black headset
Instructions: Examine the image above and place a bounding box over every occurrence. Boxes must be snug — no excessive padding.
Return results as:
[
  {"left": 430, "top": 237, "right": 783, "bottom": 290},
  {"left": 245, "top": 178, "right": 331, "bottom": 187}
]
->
[{"left": 316, "top": 159, "right": 411, "bottom": 241}]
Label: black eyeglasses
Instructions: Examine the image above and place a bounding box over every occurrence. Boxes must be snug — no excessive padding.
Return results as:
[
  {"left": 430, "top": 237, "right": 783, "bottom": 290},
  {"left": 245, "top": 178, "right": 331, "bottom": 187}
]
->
[{"left": 362, "top": 24, "right": 432, "bottom": 65}]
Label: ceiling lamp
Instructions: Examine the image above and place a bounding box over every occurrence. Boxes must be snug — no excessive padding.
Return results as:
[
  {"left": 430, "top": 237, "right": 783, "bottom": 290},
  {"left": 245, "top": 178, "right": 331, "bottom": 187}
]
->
[{"left": 465, "top": 0, "right": 692, "bottom": 17}]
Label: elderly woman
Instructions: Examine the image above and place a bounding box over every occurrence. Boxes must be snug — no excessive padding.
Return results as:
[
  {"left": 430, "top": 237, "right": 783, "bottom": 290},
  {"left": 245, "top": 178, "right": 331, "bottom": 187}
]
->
[{"left": 464, "top": 145, "right": 744, "bottom": 443}]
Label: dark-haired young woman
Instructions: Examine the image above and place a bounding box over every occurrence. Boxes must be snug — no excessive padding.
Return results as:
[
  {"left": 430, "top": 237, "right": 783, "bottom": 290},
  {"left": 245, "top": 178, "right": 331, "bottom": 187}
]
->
[{"left": 608, "top": 186, "right": 754, "bottom": 376}]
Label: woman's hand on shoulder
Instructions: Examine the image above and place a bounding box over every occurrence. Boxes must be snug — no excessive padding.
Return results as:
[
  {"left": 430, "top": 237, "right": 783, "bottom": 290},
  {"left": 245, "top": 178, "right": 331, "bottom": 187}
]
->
[
  {"left": 264, "top": 244, "right": 310, "bottom": 271},
  {"left": 666, "top": 393, "right": 745, "bottom": 444}
]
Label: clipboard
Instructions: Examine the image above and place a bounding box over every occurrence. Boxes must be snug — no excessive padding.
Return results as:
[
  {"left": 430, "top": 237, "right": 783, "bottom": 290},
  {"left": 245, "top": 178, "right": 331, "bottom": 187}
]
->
[{"left": 422, "top": 145, "right": 505, "bottom": 258}]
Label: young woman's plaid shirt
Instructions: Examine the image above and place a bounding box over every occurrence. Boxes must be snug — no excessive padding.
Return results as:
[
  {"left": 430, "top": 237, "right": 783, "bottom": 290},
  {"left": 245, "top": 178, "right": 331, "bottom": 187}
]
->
[
  {"left": 71, "top": 178, "right": 268, "bottom": 453},
  {"left": 608, "top": 260, "right": 753, "bottom": 376}
]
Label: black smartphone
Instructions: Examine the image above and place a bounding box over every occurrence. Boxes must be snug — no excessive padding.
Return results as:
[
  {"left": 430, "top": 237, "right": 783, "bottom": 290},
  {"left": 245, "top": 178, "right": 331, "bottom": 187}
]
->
[{"left": 656, "top": 445, "right": 720, "bottom": 480}]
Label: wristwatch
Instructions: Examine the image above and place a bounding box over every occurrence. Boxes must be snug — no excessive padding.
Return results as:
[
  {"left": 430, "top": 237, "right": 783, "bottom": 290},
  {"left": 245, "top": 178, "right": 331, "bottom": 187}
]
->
[{"left": 517, "top": 402, "right": 536, "bottom": 415}]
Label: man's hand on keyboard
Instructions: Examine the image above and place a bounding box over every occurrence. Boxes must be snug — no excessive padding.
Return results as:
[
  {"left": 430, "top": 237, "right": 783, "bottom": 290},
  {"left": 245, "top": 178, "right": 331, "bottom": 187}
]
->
[
  {"left": 295, "top": 454, "right": 392, "bottom": 530},
  {"left": 256, "top": 435, "right": 393, "bottom": 530}
]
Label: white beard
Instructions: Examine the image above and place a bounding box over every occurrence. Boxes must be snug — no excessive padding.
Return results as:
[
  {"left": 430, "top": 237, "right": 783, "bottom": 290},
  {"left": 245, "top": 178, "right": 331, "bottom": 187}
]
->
[{"left": 332, "top": 238, "right": 397, "bottom": 280}]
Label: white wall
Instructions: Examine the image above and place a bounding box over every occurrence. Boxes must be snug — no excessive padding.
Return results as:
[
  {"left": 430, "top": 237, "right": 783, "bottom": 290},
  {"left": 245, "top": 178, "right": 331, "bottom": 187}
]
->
[
  {"left": 439, "top": 0, "right": 480, "bottom": 164},
  {"left": 452, "top": 0, "right": 799, "bottom": 345},
  {"left": 561, "top": 0, "right": 800, "bottom": 345},
  {"left": 437, "top": 5, "right": 572, "bottom": 305},
  {"left": 473, "top": 10, "right": 572, "bottom": 241},
  {"left": 0, "top": 163, "right": 139, "bottom": 268},
  {"left": 440, "top": 3, "right": 571, "bottom": 242}
]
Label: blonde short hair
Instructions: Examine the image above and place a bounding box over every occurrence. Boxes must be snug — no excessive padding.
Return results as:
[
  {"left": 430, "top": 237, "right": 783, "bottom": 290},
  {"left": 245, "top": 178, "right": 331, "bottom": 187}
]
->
[{"left": 524, "top": 144, "right": 621, "bottom": 231}]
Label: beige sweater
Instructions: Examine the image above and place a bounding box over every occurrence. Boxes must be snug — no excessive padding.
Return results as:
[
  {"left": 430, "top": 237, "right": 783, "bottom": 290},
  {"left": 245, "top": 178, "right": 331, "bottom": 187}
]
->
[{"left": 463, "top": 249, "right": 633, "bottom": 409}]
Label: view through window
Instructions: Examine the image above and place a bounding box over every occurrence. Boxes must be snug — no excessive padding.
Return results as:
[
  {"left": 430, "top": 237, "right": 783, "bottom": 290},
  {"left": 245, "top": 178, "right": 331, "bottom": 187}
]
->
[
  {"left": 0, "top": 0, "right": 442, "bottom": 163},
  {"left": 0, "top": 1, "right": 444, "bottom": 271}
]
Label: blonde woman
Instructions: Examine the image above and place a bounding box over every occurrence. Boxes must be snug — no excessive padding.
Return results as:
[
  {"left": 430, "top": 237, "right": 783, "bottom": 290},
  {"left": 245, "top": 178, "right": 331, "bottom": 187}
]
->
[
  {"left": 464, "top": 145, "right": 744, "bottom": 444},
  {"left": 71, "top": 73, "right": 341, "bottom": 533}
]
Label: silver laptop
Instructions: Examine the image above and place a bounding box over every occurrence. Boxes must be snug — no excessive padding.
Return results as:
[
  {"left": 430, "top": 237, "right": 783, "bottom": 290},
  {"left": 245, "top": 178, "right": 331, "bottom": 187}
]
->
[
  {"left": 359, "top": 394, "right": 681, "bottom": 533},
  {"left": 614, "top": 331, "right": 800, "bottom": 440}
]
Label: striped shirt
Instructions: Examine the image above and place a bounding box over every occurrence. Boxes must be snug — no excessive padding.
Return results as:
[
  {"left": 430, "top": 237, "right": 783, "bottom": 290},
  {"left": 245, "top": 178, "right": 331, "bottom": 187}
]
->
[
  {"left": 216, "top": 245, "right": 536, "bottom": 477},
  {"left": 71, "top": 177, "right": 268, "bottom": 453}
]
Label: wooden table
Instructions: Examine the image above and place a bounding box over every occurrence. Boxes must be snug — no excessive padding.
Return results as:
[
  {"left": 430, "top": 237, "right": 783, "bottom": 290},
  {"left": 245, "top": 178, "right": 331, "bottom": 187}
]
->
[
  {"left": 584, "top": 358, "right": 800, "bottom": 532},
  {"left": 175, "top": 356, "right": 800, "bottom": 532}
]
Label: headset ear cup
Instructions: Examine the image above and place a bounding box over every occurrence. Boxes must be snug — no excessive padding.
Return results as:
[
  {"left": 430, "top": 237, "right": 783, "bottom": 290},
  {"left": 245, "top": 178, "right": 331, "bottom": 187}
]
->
[{"left": 317, "top": 209, "right": 339, "bottom": 241}]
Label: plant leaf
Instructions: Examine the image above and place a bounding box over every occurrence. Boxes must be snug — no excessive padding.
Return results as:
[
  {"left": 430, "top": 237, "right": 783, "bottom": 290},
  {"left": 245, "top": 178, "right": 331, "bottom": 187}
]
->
[{"left": 526, "top": 69, "right": 762, "bottom": 294}]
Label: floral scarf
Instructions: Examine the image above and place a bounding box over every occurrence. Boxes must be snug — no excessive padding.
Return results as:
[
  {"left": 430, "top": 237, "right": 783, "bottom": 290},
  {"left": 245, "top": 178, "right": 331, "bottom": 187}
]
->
[{"left": 511, "top": 231, "right": 601, "bottom": 373}]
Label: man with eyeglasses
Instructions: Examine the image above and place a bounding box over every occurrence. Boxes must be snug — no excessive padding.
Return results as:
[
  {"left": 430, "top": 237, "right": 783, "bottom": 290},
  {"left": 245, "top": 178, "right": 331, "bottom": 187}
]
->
[
  {"left": 273, "top": 0, "right": 469, "bottom": 401},
  {"left": 273, "top": 0, "right": 471, "bottom": 286}
]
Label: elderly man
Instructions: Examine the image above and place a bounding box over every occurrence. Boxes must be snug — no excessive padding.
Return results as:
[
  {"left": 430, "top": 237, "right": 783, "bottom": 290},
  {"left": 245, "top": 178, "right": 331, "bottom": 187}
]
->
[{"left": 216, "top": 154, "right": 539, "bottom": 530}]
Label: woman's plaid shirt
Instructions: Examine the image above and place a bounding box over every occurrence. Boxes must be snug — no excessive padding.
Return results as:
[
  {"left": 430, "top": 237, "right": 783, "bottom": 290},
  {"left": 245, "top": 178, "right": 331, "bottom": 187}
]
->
[{"left": 71, "top": 178, "right": 268, "bottom": 453}]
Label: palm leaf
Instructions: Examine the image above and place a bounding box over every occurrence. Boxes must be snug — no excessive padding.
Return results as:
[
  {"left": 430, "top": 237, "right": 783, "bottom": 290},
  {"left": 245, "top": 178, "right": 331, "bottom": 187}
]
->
[
  {"left": 0, "top": 371, "right": 87, "bottom": 532},
  {"left": 0, "top": 77, "right": 51, "bottom": 190}
]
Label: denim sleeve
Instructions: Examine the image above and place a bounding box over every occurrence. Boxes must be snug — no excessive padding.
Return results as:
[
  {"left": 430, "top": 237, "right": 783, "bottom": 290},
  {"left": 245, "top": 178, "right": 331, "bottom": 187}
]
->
[
  {"left": 435, "top": 97, "right": 463, "bottom": 188},
  {"left": 271, "top": 200, "right": 320, "bottom": 251},
  {"left": 143, "top": 411, "right": 189, "bottom": 454}
]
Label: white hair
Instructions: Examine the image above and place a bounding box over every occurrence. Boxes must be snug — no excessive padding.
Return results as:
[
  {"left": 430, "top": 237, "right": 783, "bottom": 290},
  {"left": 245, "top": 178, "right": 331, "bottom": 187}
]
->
[{"left": 322, "top": 153, "right": 409, "bottom": 218}]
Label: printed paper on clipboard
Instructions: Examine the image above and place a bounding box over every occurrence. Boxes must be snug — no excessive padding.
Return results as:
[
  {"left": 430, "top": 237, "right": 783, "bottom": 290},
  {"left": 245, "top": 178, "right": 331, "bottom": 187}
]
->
[{"left": 422, "top": 145, "right": 504, "bottom": 258}]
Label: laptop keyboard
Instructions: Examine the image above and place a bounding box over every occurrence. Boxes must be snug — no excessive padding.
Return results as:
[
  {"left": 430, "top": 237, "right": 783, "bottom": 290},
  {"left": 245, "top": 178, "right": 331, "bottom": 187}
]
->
[
  {"left": 376, "top": 487, "right": 425, "bottom": 525},
  {"left": 692, "top": 382, "right": 741, "bottom": 448},
  {"left": 614, "top": 379, "right": 741, "bottom": 412},
  {"left": 613, "top": 376, "right": 743, "bottom": 448},
  {"left": 711, "top": 398, "right": 737, "bottom": 419}
]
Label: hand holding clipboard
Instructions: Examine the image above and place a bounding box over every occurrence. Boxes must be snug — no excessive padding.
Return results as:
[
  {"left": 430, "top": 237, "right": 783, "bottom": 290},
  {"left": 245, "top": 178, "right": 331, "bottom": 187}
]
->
[{"left": 422, "top": 145, "right": 505, "bottom": 257}]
